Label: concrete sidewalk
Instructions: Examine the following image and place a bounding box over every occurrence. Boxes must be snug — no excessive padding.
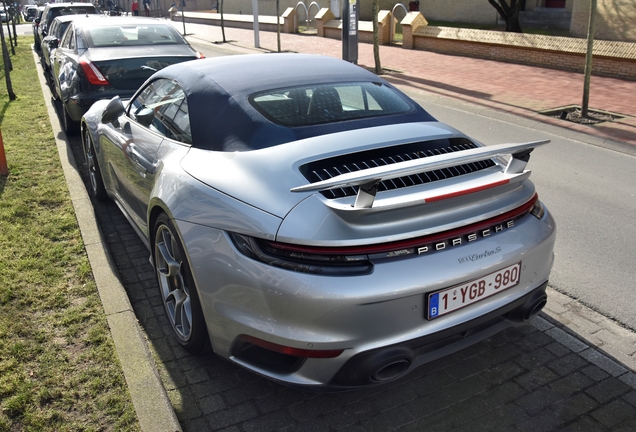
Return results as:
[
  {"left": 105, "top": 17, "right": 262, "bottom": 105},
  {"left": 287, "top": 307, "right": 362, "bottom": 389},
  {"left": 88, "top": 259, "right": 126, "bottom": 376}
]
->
[{"left": 178, "top": 12, "right": 636, "bottom": 151}]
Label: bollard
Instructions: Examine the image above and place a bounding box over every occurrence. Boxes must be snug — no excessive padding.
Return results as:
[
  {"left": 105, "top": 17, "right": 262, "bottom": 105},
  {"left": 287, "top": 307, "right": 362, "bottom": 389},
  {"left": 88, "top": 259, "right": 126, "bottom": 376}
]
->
[{"left": 0, "top": 129, "right": 9, "bottom": 176}]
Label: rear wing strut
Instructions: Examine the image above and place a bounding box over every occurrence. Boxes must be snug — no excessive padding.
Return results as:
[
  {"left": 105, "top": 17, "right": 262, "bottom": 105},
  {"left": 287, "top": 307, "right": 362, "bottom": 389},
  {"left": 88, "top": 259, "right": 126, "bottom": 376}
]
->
[{"left": 291, "top": 140, "right": 550, "bottom": 209}]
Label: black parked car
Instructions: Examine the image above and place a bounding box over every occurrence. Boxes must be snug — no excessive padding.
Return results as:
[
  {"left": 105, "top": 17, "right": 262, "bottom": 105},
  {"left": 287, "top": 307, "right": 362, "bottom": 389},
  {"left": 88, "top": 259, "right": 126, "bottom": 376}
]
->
[
  {"left": 41, "top": 15, "right": 76, "bottom": 88},
  {"left": 32, "top": 6, "right": 45, "bottom": 50},
  {"left": 37, "top": 2, "right": 100, "bottom": 51},
  {"left": 51, "top": 16, "right": 204, "bottom": 134},
  {"left": 23, "top": 5, "right": 38, "bottom": 22}
]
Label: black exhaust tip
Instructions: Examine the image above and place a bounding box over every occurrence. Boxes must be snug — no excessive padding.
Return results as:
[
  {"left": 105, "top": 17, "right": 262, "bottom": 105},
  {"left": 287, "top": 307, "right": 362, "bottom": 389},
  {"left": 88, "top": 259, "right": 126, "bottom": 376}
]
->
[
  {"left": 372, "top": 358, "right": 411, "bottom": 382},
  {"left": 526, "top": 296, "right": 547, "bottom": 320},
  {"left": 507, "top": 291, "right": 547, "bottom": 323}
]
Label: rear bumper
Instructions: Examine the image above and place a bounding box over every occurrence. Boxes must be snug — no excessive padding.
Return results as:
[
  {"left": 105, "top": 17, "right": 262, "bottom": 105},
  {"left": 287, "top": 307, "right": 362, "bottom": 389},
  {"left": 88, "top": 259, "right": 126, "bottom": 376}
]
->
[
  {"left": 327, "top": 281, "right": 547, "bottom": 389},
  {"left": 178, "top": 202, "right": 556, "bottom": 389}
]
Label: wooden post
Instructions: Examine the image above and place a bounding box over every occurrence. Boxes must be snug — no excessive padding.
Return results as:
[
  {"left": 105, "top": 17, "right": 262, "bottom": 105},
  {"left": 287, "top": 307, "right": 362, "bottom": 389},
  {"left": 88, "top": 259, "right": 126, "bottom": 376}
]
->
[{"left": 0, "top": 129, "right": 9, "bottom": 176}]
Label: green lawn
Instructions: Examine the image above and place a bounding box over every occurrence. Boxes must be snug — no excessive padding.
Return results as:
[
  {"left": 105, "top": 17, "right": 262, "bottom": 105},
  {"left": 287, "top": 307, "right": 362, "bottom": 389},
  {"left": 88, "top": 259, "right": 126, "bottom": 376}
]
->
[{"left": 0, "top": 37, "right": 139, "bottom": 431}]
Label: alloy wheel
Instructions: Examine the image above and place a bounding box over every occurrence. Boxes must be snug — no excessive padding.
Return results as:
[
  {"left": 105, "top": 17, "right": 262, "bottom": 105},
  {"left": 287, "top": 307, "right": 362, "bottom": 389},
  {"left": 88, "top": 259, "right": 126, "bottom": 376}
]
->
[{"left": 154, "top": 223, "right": 193, "bottom": 342}]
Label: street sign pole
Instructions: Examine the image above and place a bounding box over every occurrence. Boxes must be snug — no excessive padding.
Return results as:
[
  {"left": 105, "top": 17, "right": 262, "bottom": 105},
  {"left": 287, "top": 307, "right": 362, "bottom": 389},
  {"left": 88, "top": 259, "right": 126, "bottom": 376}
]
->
[{"left": 342, "top": 0, "right": 358, "bottom": 64}]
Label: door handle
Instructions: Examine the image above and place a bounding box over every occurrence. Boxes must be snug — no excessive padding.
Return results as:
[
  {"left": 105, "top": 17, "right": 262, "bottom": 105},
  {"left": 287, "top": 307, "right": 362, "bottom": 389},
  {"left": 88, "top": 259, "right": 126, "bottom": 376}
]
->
[{"left": 126, "top": 144, "right": 157, "bottom": 175}]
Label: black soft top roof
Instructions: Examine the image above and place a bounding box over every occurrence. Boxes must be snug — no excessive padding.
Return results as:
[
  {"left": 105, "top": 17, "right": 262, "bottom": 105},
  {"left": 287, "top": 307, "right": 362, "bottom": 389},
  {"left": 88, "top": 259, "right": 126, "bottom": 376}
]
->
[{"left": 150, "top": 53, "right": 436, "bottom": 151}]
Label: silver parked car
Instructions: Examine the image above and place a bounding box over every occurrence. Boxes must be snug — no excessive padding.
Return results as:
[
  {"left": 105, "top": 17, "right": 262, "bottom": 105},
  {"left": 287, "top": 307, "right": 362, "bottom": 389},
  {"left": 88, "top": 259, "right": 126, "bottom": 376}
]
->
[{"left": 81, "top": 54, "right": 556, "bottom": 390}]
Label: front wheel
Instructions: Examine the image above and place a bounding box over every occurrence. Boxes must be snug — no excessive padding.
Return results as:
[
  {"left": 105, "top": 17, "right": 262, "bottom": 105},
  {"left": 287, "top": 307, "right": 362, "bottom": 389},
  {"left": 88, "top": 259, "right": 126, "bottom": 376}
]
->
[{"left": 153, "top": 213, "right": 208, "bottom": 353}]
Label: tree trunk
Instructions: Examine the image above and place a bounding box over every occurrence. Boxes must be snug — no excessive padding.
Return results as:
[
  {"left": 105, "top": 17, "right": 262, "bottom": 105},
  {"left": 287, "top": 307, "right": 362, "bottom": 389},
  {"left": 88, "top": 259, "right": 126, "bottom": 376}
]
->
[
  {"left": 488, "top": 0, "right": 523, "bottom": 33},
  {"left": 5, "top": 20, "right": 14, "bottom": 54},
  {"left": 11, "top": 8, "right": 17, "bottom": 46},
  {"left": 0, "top": 17, "right": 16, "bottom": 100},
  {"left": 372, "top": 0, "right": 382, "bottom": 74}
]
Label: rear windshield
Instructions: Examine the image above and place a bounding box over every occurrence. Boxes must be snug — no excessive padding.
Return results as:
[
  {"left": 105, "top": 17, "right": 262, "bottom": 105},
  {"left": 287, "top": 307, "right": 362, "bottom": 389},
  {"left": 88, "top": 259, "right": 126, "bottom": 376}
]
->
[
  {"left": 85, "top": 24, "right": 185, "bottom": 47},
  {"left": 50, "top": 6, "right": 98, "bottom": 19},
  {"left": 98, "top": 57, "right": 195, "bottom": 90},
  {"left": 250, "top": 82, "right": 413, "bottom": 126}
]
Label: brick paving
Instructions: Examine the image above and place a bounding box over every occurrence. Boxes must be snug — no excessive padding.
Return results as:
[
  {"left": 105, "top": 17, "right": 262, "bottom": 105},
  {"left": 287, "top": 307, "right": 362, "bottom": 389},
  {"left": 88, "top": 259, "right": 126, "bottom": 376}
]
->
[
  {"left": 86, "top": 195, "right": 636, "bottom": 432},
  {"left": 66, "top": 20, "right": 636, "bottom": 431}
]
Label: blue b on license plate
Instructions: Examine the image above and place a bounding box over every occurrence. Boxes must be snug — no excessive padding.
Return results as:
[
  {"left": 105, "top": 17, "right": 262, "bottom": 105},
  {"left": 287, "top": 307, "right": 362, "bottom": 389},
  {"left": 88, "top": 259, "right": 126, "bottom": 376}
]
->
[{"left": 427, "top": 262, "right": 521, "bottom": 320}]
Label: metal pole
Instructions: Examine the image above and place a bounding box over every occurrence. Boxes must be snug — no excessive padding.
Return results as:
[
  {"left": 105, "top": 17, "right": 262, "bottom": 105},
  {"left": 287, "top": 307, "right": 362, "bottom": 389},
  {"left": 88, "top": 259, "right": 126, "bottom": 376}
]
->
[
  {"left": 581, "top": 0, "right": 597, "bottom": 118},
  {"left": 252, "top": 0, "right": 260, "bottom": 48},
  {"left": 181, "top": 0, "right": 186, "bottom": 35}
]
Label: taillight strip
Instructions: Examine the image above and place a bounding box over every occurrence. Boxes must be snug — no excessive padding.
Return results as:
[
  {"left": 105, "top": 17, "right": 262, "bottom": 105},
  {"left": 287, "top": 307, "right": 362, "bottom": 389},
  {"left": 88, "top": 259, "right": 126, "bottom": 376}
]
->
[{"left": 267, "top": 194, "right": 539, "bottom": 256}]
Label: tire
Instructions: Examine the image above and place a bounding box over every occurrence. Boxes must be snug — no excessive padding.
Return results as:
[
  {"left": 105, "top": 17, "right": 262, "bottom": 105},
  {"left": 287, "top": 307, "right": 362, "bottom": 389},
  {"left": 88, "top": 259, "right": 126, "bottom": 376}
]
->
[
  {"left": 153, "top": 213, "right": 208, "bottom": 353},
  {"left": 49, "top": 71, "right": 58, "bottom": 99},
  {"left": 62, "top": 104, "right": 80, "bottom": 136},
  {"left": 82, "top": 127, "right": 108, "bottom": 201},
  {"left": 43, "top": 65, "right": 54, "bottom": 91}
]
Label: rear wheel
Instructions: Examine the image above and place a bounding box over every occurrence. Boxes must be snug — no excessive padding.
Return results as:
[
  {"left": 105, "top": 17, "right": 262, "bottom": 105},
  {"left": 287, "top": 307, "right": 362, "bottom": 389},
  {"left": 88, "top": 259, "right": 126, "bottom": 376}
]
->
[
  {"left": 153, "top": 213, "right": 208, "bottom": 353},
  {"left": 82, "top": 127, "right": 107, "bottom": 201},
  {"left": 62, "top": 104, "right": 80, "bottom": 136},
  {"left": 49, "top": 73, "right": 58, "bottom": 99}
]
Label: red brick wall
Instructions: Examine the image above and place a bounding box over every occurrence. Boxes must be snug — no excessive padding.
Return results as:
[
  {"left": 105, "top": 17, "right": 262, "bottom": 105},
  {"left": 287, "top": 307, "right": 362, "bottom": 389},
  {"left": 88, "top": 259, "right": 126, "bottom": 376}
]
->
[{"left": 412, "top": 37, "right": 636, "bottom": 81}]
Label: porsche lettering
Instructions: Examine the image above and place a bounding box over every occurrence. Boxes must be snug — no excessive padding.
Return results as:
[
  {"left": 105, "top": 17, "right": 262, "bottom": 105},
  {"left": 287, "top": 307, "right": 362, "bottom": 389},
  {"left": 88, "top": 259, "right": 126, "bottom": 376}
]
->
[{"left": 417, "top": 221, "right": 515, "bottom": 255}]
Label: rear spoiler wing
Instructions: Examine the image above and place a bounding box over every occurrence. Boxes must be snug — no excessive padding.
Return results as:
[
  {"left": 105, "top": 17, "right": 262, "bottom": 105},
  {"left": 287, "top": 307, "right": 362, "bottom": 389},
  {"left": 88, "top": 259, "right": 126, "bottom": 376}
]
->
[{"left": 291, "top": 140, "right": 550, "bottom": 209}]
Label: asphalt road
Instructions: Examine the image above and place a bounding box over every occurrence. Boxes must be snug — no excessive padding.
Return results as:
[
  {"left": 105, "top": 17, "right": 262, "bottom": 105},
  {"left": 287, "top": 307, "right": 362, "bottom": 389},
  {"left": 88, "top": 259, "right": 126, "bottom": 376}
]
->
[{"left": 413, "top": 99, "right": 636, "bottom": 330}]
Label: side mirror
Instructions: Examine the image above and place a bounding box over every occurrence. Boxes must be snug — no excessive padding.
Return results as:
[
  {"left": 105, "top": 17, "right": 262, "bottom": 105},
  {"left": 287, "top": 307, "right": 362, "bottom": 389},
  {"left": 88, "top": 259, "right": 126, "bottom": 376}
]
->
[
  {"left": 135, "top": 107, "right": 155, "bottom": 128},
  {"left": 43, "top": 35, "right": 58, "bottom": 49},
  {"left": 101, "top": 96, "right": 125, "bottom": 124}
]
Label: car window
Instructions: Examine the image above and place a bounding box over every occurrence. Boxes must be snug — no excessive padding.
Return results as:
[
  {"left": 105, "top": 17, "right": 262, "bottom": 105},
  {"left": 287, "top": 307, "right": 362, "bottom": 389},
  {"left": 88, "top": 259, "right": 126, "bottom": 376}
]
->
[
  {"left": 68, "top": 27, "right": 76, "bottom": 51},
  {"left": 250, "top": 82, "right": 413, "bottom": 126},
  {"left": 57, "top": 22, "right": 71, "bottom": 40},
  {"left": 84, "top": 24, "right": 185, "bottom": 47},
  {"left": 60, "top": 25, "right": 73, "bottom": 48},
  {"left": 48, "top": 6, "right": 98, "bottom": 22},
  {"left": 129, "top": 79, "right": 191, "bottom": 144}
]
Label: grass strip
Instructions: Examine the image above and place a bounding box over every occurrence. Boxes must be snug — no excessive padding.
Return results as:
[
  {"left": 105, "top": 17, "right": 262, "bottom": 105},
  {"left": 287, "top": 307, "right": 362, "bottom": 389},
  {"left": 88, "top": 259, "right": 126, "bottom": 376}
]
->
[{"left": 0, "top": 37, "right": 139, "bottom": 431}]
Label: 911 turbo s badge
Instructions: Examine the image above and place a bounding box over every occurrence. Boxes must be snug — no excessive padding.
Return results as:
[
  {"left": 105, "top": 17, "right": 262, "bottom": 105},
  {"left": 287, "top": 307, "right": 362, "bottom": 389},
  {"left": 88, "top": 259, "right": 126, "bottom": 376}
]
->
[{"left": 457, "top": 247, "right": 502, "bottom": 264}]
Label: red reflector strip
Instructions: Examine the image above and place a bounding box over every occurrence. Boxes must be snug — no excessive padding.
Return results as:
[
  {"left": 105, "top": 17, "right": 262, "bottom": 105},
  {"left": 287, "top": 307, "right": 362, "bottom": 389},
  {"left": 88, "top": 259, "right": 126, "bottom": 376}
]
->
[
  {"left": 239, "top": 335, "right": 344, "bottom": 359},
  {"left": 424, "top": 179, "right": 510, "bottom": 203}
]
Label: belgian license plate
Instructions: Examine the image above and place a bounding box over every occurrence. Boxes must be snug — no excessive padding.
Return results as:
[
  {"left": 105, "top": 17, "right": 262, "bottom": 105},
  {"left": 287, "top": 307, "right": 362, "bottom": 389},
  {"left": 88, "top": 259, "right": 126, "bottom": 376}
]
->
[{"left": 427, "top": 262, "right": 521, "bottom": 320}]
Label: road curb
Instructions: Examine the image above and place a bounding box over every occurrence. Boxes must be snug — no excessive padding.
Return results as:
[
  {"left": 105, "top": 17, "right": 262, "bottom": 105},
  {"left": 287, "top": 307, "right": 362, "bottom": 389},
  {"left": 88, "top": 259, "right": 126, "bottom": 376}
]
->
[{"left": 33, "top": 48, "right": 182, "bottom": 432}]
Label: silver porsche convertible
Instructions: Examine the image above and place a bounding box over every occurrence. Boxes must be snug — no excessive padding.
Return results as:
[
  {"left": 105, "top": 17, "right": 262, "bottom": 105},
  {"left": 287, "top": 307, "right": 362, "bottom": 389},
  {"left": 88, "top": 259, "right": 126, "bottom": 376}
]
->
[{"left": 81, "top": 54, "right": 556, "bottom": 389}]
